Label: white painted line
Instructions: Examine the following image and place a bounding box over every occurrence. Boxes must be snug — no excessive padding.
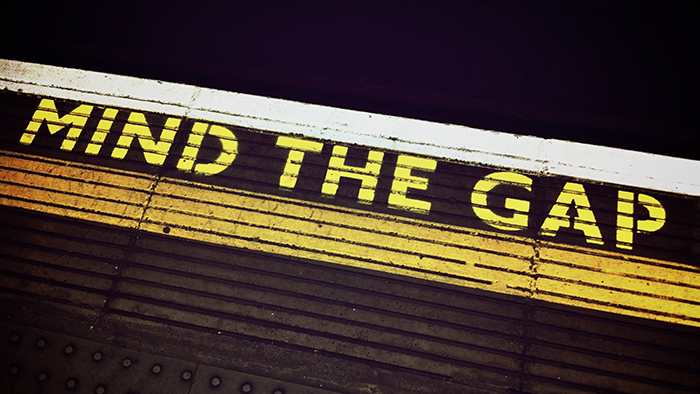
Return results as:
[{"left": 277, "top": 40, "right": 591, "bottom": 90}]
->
[{"left": 2, "top": 58, "right": 699, "bottom": 196}]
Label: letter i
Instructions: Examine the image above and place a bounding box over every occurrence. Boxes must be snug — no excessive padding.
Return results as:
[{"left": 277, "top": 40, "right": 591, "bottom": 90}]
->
[{"left": 86, "top": 108, "right": 119, "bottom": 155}]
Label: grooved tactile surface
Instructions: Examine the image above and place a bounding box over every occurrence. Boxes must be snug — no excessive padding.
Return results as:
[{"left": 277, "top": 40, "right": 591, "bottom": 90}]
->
[{"left": 1, "top": 205, "right": 699, "bottom": 393}]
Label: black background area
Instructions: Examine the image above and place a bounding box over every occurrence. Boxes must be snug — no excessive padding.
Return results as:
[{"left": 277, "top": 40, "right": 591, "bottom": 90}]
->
[{"left": 2, "top": 0, "right": 700, "bottom": 160}]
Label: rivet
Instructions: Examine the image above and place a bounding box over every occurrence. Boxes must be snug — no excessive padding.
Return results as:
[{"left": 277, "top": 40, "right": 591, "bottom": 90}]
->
[
  {"left": 37, "top": 372, "right": 48, "bottom": 382},
  {"left": 151, "top": 364, "right": 162, "bottom": 374},
  {"left": 210, "top": 376, "right": 221, "bottom": 387},
  {"left": 273, "top": 390, "right": 284, "bottom": 394},
  {"left": 9, "top": 365, "right": 19, "bottom": 375},
  {"left": 66, "top": 378, "right": 77, "bottom": 389},
  {"left": 10, "top": 333, "right": 20, "bottom": 342},
  {"left": 93, "top": 351, "right": 103, "bottom": 361},
  {"left": 95, "top": 385, "right": 107, "bottom": 394},
  {"left": 241, "top": 383, "right": 252, "bottom": 393},
  {"left": 65, "top": 345, "right": 75, "bottom": 355},
  {"left": 163, "top": 227, "right": 171, "bottom": 234},
  {"left": 36, "top": 339, "right": 46, "bottom": 348},
  {"left": 181, "top": 370, "right": 193, "bottom": 381},
  {"left": 122, "top": 358, "right": 132, "bottom": 368}
]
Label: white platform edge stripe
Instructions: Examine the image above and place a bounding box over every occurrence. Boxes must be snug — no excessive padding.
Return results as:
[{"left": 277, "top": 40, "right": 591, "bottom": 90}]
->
[{"left": 2, "top": 58, "right": 699, "bottom": 196}]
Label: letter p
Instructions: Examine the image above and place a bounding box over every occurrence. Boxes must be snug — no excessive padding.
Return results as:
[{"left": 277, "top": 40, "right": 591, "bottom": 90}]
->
[{"left": 616, "top": 191, "right": 666, "bottom": 250}]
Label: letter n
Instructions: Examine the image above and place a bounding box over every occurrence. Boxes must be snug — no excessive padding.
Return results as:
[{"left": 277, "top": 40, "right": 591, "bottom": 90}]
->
[{"left": 111, "top": 112, "right": 181, "bottom": 166}]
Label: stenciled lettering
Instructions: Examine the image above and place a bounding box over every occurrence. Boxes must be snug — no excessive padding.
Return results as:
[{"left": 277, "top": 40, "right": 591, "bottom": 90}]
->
[
  {"left": 540, "top": 182, "right": 603, "bottom": 245},
  {"left": 17, "top": 96, "right": 672, "bottom": 252},
  {"left": 276, "top": 136, "right": 323, "bottom": 189},
  {"left": 111, "top": 112, "right": 181, "bottom": 166},
  {"left": 472, "top": 171, "right": 532, "bottom": 231},
  {"left": 177, "top": 122, "right": 238, "bottom": 176},
  {"left": 388, "top": 155, "right": 437, "bottom": 214},
  {"left": 21, "top": 98, "right": 94, "bottom": 151},
  {"left": 85, "top": 108, "right": 119, "bottom": 155},
  {"left": 322, "top": 146, "right": 384, "bottom": 204},
  {"left": 616, "top": 191, "right": 666, "bottom": 250}
]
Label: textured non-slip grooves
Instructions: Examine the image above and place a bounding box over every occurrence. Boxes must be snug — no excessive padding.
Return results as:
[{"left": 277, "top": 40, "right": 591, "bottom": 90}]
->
[
  {"left": 1, "top": 61, "right": 699, "bottom": 393},
  {"left": 1, "top": 206, "right": 699, "bottom": 393}
]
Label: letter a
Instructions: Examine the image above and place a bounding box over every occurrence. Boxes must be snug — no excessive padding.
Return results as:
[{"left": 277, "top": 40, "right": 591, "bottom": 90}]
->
[{"left": 540, "top": 182, "right": 603, "bottom": 245}]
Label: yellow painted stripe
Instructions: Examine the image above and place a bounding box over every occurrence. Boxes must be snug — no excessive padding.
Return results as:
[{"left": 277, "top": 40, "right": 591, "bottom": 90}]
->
[
  {"left": 1, "top": 150, "right": 699, "bottom": 327},
  {"left": 537, "top": 246, "right": 700, "bottom": 321},
  {"left": 0, "top": 153, "right": 154, "bottom": 228},
  {"left": 144, "top": 181, "right": 534, "bottom": 293}
]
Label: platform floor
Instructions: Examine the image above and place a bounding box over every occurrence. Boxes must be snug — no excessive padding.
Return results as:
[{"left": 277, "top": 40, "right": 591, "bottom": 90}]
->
[{"left": 1, "top": 205, "right": 699, "bottom": 394}]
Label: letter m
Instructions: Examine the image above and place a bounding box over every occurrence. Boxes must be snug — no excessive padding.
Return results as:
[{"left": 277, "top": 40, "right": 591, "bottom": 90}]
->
[{"left": 21, "top": 98, "right": 94, "bottom": 151}]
